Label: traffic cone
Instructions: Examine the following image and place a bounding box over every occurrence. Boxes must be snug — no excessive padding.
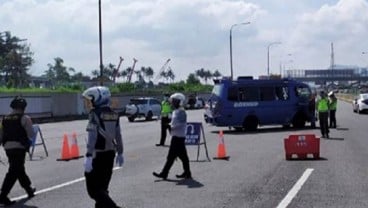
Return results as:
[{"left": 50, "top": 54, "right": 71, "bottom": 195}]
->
[
  {"left": 213, "top": 130, "right": 230, "bottom": 160},
  {"left": 70, "top": 132, "right": 83, "bottom": 159},
  {"left": 57, "top": 134, "right": 71, "bottom": 161}
]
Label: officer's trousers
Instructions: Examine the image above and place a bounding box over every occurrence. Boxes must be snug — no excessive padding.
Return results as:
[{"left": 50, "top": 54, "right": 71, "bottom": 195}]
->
[
  {"left": 329, "top": 110, "right": 336, "bottom": 128},
  {"left": 0, "top": 149, "right": 32, "bottom": 197},
  {"left": 159, "top": 117, "right": 171, "bottom": 145},
  {"left": 318, "top": 111, "right": 329, "bottom": 137},
  {"left": 85, "top": 150, "right": 117, "bottom": 208},
  {"left": 161, "top": 136, "right": 191, "bottom": 177}
]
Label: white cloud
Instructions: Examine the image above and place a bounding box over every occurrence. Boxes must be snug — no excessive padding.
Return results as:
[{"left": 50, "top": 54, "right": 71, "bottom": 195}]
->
[{"left": 1, "top": 0, "right": 367, "bottom": 81}]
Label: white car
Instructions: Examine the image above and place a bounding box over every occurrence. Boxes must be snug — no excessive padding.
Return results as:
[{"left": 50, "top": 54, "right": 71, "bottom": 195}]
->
[
  {"left": 125, "top": 97, "right": 161, "bottom": 122},
  {"left": 352, "top": 93, "right": 368, "bottom": 114}
]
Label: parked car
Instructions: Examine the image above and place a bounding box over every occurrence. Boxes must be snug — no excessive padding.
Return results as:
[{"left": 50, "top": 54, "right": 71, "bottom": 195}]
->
[
  {"left": 185, "top": 95, "right": 205, "bottom": 109},
  {"left": 352, "top": 93, "right": 368, "bottom": 114},
  {"left": 125, "top": 97, "right": 161, "bottom": 122}
]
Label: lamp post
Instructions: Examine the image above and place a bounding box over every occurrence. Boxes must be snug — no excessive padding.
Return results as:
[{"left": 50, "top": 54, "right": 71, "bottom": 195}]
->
[
  {"left": 98, "top": 0, "right": 104, "bottom": 86},
  {"left": 230, "top": 21, "right": 251, "bottom": 80},
  {"left": 267, "top": 42, "right": 281, "bottom": 79}
]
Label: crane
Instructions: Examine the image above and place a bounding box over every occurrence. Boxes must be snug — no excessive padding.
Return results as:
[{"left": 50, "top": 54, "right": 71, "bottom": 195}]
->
[
  {"left": 155, "top": 58, "right": 171, "bottom": 82},
  {"left": 112, "top": 56, "right": 124, "bottom": 83},
  {"left": 127, "top": 58, "right": 138, "bottom": 83}
]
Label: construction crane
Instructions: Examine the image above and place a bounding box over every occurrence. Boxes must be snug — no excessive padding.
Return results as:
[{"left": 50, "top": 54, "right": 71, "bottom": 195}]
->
[
  {"left": 112, "top": 56, "right": 124, "bottom": 83},
  {"left": 127, "top": 58, "right": 138, "bottom": 83},
  {"left": 155, "top": 58, "right": 171, "bottom": 82}
]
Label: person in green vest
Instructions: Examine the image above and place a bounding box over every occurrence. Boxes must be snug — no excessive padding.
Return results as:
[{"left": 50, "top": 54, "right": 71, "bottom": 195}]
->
[
  {"left": 316, "top": 91, "right": 330, "bottom": 138},
  {"left": 328, "top": 91, "right": 337, "bottom": 128},
  {"left": 156, "top": 93, "right": 173, "bottom": 146}
]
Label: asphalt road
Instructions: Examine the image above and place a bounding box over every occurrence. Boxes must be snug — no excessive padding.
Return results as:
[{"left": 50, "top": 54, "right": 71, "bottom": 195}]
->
[{"left": 1, "top": 99, "right": 367, "bottom": 208}]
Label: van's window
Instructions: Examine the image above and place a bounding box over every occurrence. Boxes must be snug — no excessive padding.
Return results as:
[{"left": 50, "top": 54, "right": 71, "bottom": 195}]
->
[
  {"left": 228, "top": 86, "right": 238, "bottom": 101},
  {"left": 295, "top": 86, "right": 311, "bottom": 98},
  {"left": 275, "top": 86, "right": 289, "bottom": 100},
  {"left": 212, "top": 85, "right": 222, "bottom": 96},
  {"left": 239, "top": 87, "right": 259, "bottom": 101},
  {"left": 260, "top": 87, "right": 275, "bottom": 101}
]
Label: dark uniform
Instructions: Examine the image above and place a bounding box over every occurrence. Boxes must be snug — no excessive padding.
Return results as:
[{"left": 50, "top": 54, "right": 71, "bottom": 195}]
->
[
  {"left": 328, "top": 92, "right": 337, "bottom": 128},
  {"left": 0, "top": 97, "right": 36, "bottom": 206},
  {"left": 84, "top": 106, "right": 124, "bottom": 208},
  {"left": 153, "top": 93, "right": 191, "bottom": 180}
]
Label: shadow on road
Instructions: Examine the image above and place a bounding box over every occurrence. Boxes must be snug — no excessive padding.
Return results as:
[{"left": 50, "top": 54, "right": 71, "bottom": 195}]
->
[
  {"left": 11, "top": 198, "right": 38, "bottom": 208},
  {"left": 210, "top": 126, "right": 317, "bottom": 135},
  {"left": 154, "top": 178, "right": 204, "bottom": 188}
]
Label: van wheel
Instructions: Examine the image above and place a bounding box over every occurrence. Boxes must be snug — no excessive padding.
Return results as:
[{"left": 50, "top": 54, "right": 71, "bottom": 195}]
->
[
  {"left": 146, "top": 111, "right": 153, "bottom": 120},
  {"left": 243, "top": 116, "right": 258, "bottom": 131},
  {"left": 292, "top": 114, "right": 305, "bottom": 128}
]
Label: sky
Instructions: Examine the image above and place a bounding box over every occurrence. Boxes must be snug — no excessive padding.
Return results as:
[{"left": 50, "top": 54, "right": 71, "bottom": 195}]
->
[{"left": 1, "top": 0, "right": 368, "bottom": 82}]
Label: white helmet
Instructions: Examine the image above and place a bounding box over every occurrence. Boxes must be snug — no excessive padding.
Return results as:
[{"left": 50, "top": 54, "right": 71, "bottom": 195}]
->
[
  {"left": 169, "top": 92, "right": 186, "bottom": 106},
  {"left": 328, "top": 91, "right": 334, "bottom": 96},
  {"left": 82, "top": 86, "right": 111, "bottom": 107}
]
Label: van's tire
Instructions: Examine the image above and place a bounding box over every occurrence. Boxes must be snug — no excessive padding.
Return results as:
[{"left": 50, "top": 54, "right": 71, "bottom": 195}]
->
[
  {"left": 243, "top": 116, "right": 258, "bottom": 131},
  {"left": 146, "top": 111, "right": 153, "bottom": 121},
  {"left": 292, "top": 113, "right": 305, "bottom": 128}
]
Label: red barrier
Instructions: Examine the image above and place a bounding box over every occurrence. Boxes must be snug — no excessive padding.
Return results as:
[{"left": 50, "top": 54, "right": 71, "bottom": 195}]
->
[{"left": 284, "top": 134, "right": 320, "bottom": 160}]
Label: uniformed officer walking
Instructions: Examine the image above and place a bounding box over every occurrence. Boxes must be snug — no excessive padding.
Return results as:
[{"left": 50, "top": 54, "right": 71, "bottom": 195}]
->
[
  {"left": 328, "top": 91, "right": 337, "bottom": 128},
  {"left": 153, "top": 93, "right": 192, "bottom": 180},
  {"left": 0, "top": 96, "right": 36, "bottom": 206},
  {"left": 156, "top": 93, "right": 172, "bottom": 146},
  {"left": 316, "top": 91, "right": 330, "bottom": 138},
  {"left": 82, "top": 86, "right": 124, "bottom": 208}
]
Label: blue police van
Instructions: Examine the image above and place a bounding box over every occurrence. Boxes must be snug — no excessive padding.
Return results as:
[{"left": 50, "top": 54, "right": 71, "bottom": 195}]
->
[{"left": 204, "top": 76, "right": 314, "bottom": 131}]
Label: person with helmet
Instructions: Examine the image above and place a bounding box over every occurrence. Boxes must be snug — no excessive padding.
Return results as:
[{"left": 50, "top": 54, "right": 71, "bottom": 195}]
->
[
  {"left": 156, "top": 93, "right": 172, "bottom": 146},
  {"left": 82, "top": 86, "right": 124, "bottom": 208},
  {"left": 0, "top": 96, "right": 36, "bottom": 206},
  {"left": 316, "top": 91, "right": 330, "bottom": 138},
  {"left": 153, "top": 93, "right": 192, "bottom": 180},
  {"left": 328, "top": 91, "right": 337, "bottom": 128}
]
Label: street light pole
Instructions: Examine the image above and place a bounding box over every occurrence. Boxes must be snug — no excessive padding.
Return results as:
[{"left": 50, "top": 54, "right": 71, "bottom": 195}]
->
[
  {"left": 230, "top": 22, "right": 250, "bottom": 80},
  {"left": 98, "top": 0, "right": 104, "bottom": 86},
  {"left": 267, "top": 42, "right": 281, "bottom": 79}
]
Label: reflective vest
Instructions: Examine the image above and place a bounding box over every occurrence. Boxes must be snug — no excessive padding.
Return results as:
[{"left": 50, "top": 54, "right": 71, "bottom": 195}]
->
[
  {"left": 317, "top": 98, "right": 329, "bottom": 112},
  {"left": 161, "top": 101, "right": 172, "bottom": 117},
  {"left": 329, "top": 97, "right": 337, "bottom": 110}
]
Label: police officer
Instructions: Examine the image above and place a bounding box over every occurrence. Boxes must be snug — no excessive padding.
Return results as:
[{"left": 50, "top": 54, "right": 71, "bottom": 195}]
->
[
  {"left": 328, "top": 91, "right": 337, "bottom": 128},
  {"left": 153, "top": 93, "right": 192, "bottom": 180},
  {"left": 156, "top": 93, "right": 172, "bottom": 146},
  {"left": 0, "top": 96, "right": 36, "bottom": 206},
  {"left": 317, "top": 91, "right": 329, "bottom": 138},
  {"left": 82, "top": 86, "right": 124, "bottom": 208}
]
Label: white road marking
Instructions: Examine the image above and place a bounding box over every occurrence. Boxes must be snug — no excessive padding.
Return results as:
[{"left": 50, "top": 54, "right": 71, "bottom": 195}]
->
[
  {"left": 11, "top": 166, "right": 122, "bottom": 201},
  {"left": 276, "top": 168, "right": 314, "bottom": 208}
]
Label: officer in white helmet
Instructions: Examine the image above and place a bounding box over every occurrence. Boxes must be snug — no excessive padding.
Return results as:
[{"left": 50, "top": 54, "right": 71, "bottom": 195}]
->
[
  {"left": 153, "top": 92, "right": 192, "bottom": 180},
  {"left": 82, "top": 86, "right": 124, "bottom": 208}
]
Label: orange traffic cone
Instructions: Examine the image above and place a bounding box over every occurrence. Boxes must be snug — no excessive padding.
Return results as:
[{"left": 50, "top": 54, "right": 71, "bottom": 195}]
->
[
  {"left": 57, "top": 134, "right": 71, "bottom": 161},
  {"left": 213, "top": 130, "right": 230, "bottom": 160},
  {"left": 70, "top": 132, "right": 83, "bottom": 159}
]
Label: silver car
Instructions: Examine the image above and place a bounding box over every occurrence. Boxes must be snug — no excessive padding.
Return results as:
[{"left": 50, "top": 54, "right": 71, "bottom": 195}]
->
[
  {"left": 125, "top": 97, "right": 162, "bottom": 122},
  {"left": 352, "top": 93, "right": 368, "bottom": 114}
]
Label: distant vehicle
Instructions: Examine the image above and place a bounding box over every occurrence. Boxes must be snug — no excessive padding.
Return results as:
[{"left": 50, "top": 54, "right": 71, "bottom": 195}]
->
[
  {"left": 352, "top": 93, "right": 368, "bottom": 114},
  {"left": 186, "top": 95, "right": 205, "bottom": 109},
  {"left": 204, "top": 76, "right": 314, "bottom": 131},
  {"left": 125, "top": 97, "right": 161, "bottom": 122}
]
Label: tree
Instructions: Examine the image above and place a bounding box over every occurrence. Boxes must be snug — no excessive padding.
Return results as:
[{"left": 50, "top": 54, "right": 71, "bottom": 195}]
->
[
  {"left": 140, "top": 66, "right": 154, "bottom": 82},
  {"left": 0, "top": 32, "right": 34, "bottom": 88},
  {"left": 213, "top": 70, "right": 222, "bottom": 79},
  {"left": 45, "top": 57, "right": 78, "bottom": 87},
  {"left": 186, "top": 73, "right": 200, "bottom": 84}
]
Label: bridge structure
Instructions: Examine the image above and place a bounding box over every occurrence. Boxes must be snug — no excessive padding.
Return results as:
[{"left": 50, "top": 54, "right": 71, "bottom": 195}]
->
[{"left": 284, "top": 68, "right": 368, "bottom": 83}]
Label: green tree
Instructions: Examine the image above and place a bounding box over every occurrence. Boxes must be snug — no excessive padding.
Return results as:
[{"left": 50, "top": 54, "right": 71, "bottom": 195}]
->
[
  {"left": 186, "top": 73, "right": 200, "bottom": 84},
  {"left": 0, "top": 32, "right": 34, "bottom": 88},
  {"left": 45, "top": 57, "right": 76, "bottom": 87},
  {"left": 212, "top": 70, "right": 222, "bottom": 79}
]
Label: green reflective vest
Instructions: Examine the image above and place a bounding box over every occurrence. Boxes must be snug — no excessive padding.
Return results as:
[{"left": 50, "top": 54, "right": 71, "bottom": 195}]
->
[
  {"left": 317, "top": 98, "right": 329, "bottom": 112},
  {"left": 329, "top": 97, "right": 337, "bottom": 110},
  {"left": 161, "top": 101, "right": 172, "bottom": 117}
]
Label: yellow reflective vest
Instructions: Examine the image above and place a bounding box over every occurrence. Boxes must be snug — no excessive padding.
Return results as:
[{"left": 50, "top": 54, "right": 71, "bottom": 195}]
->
[
  {"left": 161, "top": 101, "right": 172, "bottom": 117},
  {"left": 317, "top": 98, "right": 329, "bottom": 112}
]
